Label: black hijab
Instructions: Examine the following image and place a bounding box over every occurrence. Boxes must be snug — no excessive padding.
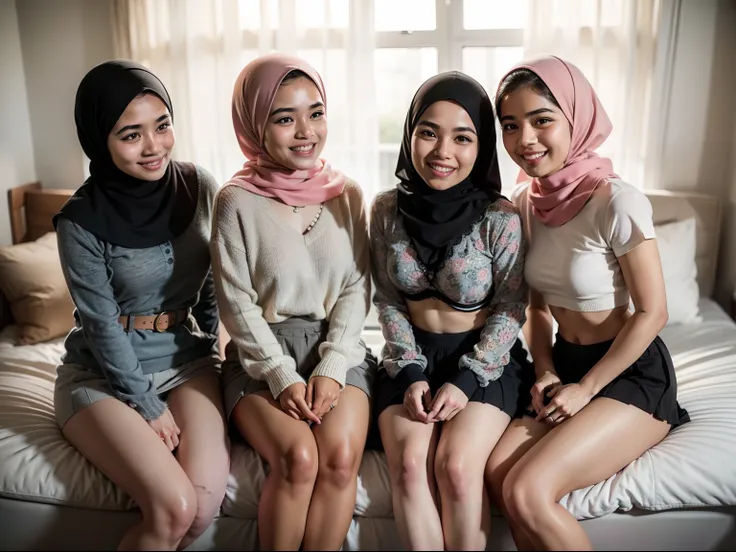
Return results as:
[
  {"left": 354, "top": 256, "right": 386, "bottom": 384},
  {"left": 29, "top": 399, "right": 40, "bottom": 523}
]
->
[
  {"left": 54, "top": 60, "right": 198, "bottom": 248},
  {"left": 396, "top": 71, "right": 503, "bottom": 271}
]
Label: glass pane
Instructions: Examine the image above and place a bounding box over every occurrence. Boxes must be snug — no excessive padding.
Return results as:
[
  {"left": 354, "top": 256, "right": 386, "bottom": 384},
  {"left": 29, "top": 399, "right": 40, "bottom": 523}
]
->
[
  {"left": 462, "top": 47, "right": 525, "bottom": 190},
  {"left": 296, "top": 0, "right": 349, "bottom": 28},
  {"left": 238, "top": 0, "right": 280, "bottom": 30},
  {"left": 463, "top": 0, "right": 528, "bottom": 30},
  {"left": 375, "top": 48, "right": 438, "bottom": 144},
  {"left": 375, "top": 48, "right": 438, "bottom": 190},
  {"left": 375, "top": 0, "right": 435, "bottom": 32}
]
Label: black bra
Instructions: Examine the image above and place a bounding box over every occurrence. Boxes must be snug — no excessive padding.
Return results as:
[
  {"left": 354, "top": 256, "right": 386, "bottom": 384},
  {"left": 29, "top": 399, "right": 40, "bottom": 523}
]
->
[{"left": 404, "top": 288, "right": 490, "bottom": 313}]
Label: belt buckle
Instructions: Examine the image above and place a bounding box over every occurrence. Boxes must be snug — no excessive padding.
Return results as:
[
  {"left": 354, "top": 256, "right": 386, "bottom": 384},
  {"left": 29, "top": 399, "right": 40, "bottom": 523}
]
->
[{"left": 153, "top": 312, "right": 167, "bottom": 333}]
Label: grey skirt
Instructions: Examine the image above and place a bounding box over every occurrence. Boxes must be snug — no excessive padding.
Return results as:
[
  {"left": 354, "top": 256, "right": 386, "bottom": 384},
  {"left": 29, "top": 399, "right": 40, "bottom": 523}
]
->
[{"left": 222, "top": 317, "right": 377, "bottom": 420}]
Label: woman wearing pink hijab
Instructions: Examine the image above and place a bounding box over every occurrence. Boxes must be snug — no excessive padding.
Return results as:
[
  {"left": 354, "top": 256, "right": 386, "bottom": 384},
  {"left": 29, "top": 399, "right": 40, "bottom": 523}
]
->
[
  {"left": 210, "top": 53, "right": 376, "bottom": 551},
  {"left": 484, "top": 55, "right": 689, "bottom": 550}
]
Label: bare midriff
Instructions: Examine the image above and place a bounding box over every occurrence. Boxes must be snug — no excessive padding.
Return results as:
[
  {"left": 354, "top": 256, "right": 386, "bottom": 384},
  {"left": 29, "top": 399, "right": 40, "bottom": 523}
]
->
[
  {"left": 549, "top": 304, "right": 631, "bottom": 345},
  {"left": 406, "top": 297, "right": 490, "bottom": 334}
]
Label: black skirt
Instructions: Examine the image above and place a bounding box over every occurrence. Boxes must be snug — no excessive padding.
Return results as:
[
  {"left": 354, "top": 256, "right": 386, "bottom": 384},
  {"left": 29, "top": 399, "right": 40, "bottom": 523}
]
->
[
  {"left": 550, "top": 333, "right": 690, "bottom": 428},
  {"left": 373, "top": 326, "right": 534, "bottom": 422}
]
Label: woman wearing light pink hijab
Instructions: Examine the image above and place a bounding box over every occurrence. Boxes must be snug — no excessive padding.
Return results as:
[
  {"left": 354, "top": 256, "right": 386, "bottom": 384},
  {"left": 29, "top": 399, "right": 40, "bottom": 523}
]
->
[
  {"left": 209, "top": 53, "right": 376, "bottom": 551},
  {"left": 484, "top": 55, "right": 689, "bottom": 550}
]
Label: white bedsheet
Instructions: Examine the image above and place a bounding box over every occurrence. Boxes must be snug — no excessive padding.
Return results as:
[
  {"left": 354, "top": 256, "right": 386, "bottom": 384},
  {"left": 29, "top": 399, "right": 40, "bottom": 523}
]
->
[{"left": 1, "top": 300, "right": 735, "bottom": 521}]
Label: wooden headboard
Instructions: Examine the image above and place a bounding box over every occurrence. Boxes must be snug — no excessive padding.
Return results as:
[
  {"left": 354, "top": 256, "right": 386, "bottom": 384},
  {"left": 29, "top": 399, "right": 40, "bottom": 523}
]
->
[{"left": 8, "top": 182, "right": 75, "bottom": 245}]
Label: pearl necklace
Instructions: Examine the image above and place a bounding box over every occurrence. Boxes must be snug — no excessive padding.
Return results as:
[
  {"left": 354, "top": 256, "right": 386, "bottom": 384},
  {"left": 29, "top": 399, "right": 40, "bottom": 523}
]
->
[{"left": 304, "top": 204, "right": 324, "bottom": 234}]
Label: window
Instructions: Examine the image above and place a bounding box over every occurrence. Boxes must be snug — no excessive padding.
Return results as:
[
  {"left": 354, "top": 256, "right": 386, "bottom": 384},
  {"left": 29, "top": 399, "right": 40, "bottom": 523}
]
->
[{"left": 373, "top": 0, "right": 527, "bottom": 192}]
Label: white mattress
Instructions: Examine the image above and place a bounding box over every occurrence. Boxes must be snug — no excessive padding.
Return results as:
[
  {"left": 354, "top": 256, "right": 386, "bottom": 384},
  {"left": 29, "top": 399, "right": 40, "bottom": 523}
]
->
[{"left": 0, "top": 299, "right": 735, "bottom": 521}]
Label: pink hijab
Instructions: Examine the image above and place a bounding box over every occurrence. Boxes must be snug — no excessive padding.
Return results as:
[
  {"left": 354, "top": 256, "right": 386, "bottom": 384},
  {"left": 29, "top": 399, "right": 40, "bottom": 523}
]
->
[
  {"left": 497, "top": 55, "right": 617, "bottom": 226},
  {"left": 227, "top": 53, "right": 345, "bottom": 206}
]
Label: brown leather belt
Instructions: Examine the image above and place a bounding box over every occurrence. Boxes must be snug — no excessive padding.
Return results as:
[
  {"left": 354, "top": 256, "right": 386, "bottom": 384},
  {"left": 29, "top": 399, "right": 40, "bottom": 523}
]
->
[{"left": 119, "top": 309, "right": 189, "bottom": 332}]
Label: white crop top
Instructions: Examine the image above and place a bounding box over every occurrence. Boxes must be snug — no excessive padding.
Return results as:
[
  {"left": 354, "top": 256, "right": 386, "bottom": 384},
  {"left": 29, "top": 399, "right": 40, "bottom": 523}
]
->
[{"left": 512, "top": 178, "right": 655, "bottom": 312}]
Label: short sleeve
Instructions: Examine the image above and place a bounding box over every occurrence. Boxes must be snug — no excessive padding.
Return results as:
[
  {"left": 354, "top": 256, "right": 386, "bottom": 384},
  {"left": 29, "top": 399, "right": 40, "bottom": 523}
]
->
[{"left": 604, "top": 185, "right": 656, "bottom": 257}]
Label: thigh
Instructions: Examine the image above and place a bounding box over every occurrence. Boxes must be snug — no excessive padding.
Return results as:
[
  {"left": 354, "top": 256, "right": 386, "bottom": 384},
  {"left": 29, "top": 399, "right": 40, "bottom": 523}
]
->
[
  {"left": 378, "top": 405, "right": 439, "bottom": 469},
  {"left": 511, "top": 398, "right": 670, "bottom": 499},
  {"left": 167, "top": 373, "right": 230, "bottom": 488},
  {"left": 312, "top": 386, "right": 370, "bottom": 457},
  {"left": 62, "top": 397, "right": 194, "bottom": 513},
  {"left": 232, "top": 390, "right": 317, "bottom": 463},
  {"left": 437, "top": 403, "right": 511, "bottom": 470},
  {"left": 486, "top": 415, "right": 551, "bottom": 485}
]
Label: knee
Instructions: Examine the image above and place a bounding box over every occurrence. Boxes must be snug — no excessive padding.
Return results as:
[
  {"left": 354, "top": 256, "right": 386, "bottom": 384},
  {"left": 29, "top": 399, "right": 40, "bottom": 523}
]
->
[
  {"left": 319, "top": 443, "right": 362, "bottom": 490},
  {"left": 147, "top": 483, "right": 198, "bottom": 544},
  {"left": 277, "top": 441, "right": 319, "bottom": 486},
  {"left": 435, "top": 452, "right": 471, "bottom": 502},
  {"left": 391, "top": 447, "right": 429, "bottom": 494},
  {"left": 501, "top": 467, "right": 549, "bottom": 524}
]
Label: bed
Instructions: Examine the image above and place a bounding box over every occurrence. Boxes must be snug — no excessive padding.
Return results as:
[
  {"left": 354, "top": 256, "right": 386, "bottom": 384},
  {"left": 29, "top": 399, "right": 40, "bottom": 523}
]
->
[{"left": 0, "top": 184, "right": 735, "bottom": 550}]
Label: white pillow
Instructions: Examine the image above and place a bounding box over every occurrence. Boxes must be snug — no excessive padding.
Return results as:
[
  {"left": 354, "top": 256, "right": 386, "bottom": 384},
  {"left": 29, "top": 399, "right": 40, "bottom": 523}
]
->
[{"left": 654, "top": 218, "right": 701, "bottom": 325}]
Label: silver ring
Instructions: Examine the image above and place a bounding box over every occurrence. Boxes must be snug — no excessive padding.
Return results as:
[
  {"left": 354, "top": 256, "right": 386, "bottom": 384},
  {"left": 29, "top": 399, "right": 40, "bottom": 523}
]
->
[{"left": 330, "top": 403, "right": 336, "bottom": 410}]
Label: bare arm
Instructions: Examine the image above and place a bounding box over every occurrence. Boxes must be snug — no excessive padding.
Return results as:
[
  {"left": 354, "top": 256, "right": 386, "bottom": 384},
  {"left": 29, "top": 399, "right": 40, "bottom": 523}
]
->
[{"left": 524, "top": 287, "right": 556, "bottom": 379}]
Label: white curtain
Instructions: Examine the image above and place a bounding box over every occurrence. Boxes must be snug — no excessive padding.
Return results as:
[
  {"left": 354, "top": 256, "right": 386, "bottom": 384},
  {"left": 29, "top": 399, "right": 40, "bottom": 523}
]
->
[
  {"left": 111, "top": 0, "right": 381, "bottom": 201},
  {"left": 522, "top": 0, "right": 662, "bottom": 187}
]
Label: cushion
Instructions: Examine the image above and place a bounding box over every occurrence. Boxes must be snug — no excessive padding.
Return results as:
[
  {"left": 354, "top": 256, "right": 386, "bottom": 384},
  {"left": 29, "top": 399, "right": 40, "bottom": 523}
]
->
[
  {"left": 0, "top": 232, "right": 75, "bottom": 345},
  {"left": 655, "top": 218, "right": 701, "bottom": 325}
]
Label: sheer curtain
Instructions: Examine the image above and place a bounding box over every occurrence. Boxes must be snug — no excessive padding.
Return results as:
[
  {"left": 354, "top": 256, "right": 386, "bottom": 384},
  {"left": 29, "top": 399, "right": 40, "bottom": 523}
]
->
[
  {"left": 522, "top": 0, "right": 662, "bottom": 187},
  {"left": 111, "top": 0, "right": 381, "bottom": 199}
]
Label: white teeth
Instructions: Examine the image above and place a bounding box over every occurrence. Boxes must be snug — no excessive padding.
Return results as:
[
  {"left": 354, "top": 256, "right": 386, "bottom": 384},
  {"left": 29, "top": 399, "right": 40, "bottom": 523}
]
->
[
  {"left": 523, "top": 152, "right": 546, "bottom": 160},
  {"left": 429, "top": 164, "right": 453, "bottom": 173},
  {"left": 292, "top": 145, "right": 314, "bottom": 152}
]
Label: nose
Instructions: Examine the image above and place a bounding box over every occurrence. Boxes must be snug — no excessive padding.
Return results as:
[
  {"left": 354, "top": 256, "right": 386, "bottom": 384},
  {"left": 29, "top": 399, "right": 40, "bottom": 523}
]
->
[
  {"left": 434, "top": 136, "right": 452, "bottom": 159},
  {"left": 141, "top": 132, "right": 163, "bottom": 156},
  {"left": 519, "top": 123, "right": 538, "bottom": 147},
  {"left": 294, "top": 117, "right": 315, "bottom": 140}
]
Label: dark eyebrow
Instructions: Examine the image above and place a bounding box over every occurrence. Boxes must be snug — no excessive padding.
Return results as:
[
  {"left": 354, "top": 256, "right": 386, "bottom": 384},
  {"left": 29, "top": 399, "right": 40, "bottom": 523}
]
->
[
  {"left": 416, "top": 120, "right": 477, "bottom": 135},
  {"left": 115, "top": 113, "right": 170, "bottom": 135},
  {"left": 269, "top": 101, "right": 325, "bottom": 118},
  {"left": 500, "top": 107, "right": 555, "bottom": 123}
]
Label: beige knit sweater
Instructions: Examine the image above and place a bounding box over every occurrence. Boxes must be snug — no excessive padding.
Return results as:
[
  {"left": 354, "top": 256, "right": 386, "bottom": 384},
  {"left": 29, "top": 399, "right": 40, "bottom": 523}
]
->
[{"left": 210, "top": 179, "right": 370, "bottom": 400}]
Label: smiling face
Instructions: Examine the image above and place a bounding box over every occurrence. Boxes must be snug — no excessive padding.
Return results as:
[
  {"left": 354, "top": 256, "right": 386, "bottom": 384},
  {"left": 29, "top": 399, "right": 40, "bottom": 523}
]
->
[
  {"left": 262, "top": 75, "right": 327, "bottom": 170},
  {"left": 497, "top": 86, "right": 572, "bottom": 179},
  {"left": 410, "top": 100, "right": 479, "bottom": 191},
  {"left": 106, "top": 92, "right": 174, "bottom": 180}
]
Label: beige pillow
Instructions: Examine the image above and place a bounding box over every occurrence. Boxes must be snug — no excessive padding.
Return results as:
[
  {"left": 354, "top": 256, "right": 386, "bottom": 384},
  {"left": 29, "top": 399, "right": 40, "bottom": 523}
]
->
[{"left": 0, "top": 232, "right": 75, "bottom": 345}]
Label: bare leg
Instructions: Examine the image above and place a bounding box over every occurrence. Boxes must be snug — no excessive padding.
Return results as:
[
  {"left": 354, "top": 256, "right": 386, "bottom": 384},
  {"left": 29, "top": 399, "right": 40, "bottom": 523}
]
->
[
  {"left": 232, "top": 391, "right": 319, "bottom": 551},
  {"left": 485, "top": 415, "right": 551, "bottom": 551},
  {"left": 62, "top": 398, "right": 197, "bottom": 551},
  {"left": 503, "top": 398, "right": 670, "bottom": 551},
  {"left": 379, "top": 405, "right": 442, "bottom": 551},
  {"left": 166, "top": 374, "right": 230, "bottom": 549},
  {"left": 434, "top": 403, "right": 511, "bottom": 550},
  {"left": 302, "top": 386, "right": 370, "bottom": 550}
]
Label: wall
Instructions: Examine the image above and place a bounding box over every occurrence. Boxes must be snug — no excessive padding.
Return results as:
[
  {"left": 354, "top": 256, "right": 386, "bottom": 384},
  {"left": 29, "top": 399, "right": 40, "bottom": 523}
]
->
[
  {"left": 659, "top": 0, "right": 736, "bottom": 307},
  {"left": 0, "top": 0, "right": 37, "bottom": 247},
  {"left": 15, "top": 0, "right": 114, "bottom": 191}
]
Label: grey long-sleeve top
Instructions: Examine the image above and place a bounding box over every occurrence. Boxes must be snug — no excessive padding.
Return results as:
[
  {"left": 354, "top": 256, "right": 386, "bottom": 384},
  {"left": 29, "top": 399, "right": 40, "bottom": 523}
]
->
[{"left": 56, "top": 166, "right": 219, "bottom": 421}]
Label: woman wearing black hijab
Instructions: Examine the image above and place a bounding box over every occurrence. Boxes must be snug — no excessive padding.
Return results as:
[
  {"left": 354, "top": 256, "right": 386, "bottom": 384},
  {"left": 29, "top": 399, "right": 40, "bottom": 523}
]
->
[
  {"left": 369, "top": 72, "right": 533, "bottom": 550},
  {"left": 53, "top": 60, "right": 229, "bottom": 550}
]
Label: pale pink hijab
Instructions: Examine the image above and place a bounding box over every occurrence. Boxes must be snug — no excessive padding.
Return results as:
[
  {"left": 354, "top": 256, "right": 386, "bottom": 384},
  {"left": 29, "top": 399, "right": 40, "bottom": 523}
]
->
[
  {"left": 497, "top": 55, "right": 617, "bottom": 226},
  {"left": 227, "top": 53, "right": 345, "bottom": 206}
]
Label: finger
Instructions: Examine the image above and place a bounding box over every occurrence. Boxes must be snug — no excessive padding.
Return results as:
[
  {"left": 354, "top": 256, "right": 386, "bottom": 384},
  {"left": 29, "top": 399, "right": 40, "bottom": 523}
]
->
[
  {"left": 445, "top": 407, "right": 461, "bottom": 422},
  {"left": 547, "top": 385, "right": 561, "bottom": 398},
  {"left": 163, "top": 433, "right": 175, "bottom": 452},
  {"left": 305, "top": 381, "right": 314, "bottom": 410},
  {"left": 410, "top": 394, "right": 428, "bottom": 423},
  {"left": 296, "top": 397, "right": 321, "bottom": 424},
  {"left": 311, "top": 394, "right": 328, "bottom": 418},
  {"left": 171, "top": 431, "right": 180, "bottom": 450},
  {"left": 435, "top": 403, "right": 456, "bottom": 422},
  {"left": 426, "top": 395, "right": 444, "bottom": 422},
  {"left": 284, "top": 400, "right": 300, "bottom": 420}
]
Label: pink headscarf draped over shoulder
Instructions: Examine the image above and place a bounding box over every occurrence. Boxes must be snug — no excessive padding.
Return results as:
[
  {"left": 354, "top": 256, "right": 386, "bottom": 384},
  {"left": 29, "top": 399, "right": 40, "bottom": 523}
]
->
[
  {"left": 227, "top": 53, "right": 345, "bottom": 206},
  {"left": 497, "top": 55, "right": 617, "bottom": 227}
]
